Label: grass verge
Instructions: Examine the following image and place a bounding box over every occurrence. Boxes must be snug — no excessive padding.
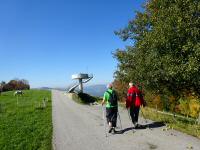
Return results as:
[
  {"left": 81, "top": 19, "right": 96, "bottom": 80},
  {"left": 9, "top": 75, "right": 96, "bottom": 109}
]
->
[
  {"left": 0, "top": 90, "right": 52, "bottom": 150},
  {"left": 141, "top": 107, "right": 200, "bottom": 138}
]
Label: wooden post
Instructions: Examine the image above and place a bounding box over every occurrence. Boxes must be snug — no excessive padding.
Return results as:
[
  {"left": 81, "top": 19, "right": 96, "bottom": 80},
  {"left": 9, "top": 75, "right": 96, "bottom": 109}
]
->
[
  {"left": 43, "top": 98, "right": 46, "bottom": 108},
  {"left": 156, "top": 104, "right": 159, "bottom": 120},
  {"left": 0, "top": 87, "right": 1, "bottom": 96},
  {"left": 17, "top": 95, "right": 19, "bottom": 105},
  {"left": 198, "top": 113, "right": 200, "bottom": 125}
]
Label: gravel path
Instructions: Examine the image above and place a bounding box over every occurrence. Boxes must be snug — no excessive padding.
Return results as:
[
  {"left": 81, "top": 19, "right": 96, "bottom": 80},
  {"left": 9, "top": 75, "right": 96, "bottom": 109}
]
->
[{"left": 52, "top": 90, "right": 200, "bottom": 150}]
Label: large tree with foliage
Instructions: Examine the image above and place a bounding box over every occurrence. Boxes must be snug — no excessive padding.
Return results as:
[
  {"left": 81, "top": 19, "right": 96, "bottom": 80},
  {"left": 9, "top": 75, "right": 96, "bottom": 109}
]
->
[
  {"left": 114, "top": 0, "right": 200, "bottom": 99},
  {"left": 1, "top": 79, "right": 30, "bottom": 92}
]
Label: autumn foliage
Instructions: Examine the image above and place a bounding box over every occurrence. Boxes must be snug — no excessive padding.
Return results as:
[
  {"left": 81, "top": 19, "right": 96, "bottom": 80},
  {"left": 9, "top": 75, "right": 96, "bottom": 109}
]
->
[{"left": 0, "top": 79, "right": 30, "bottom": 92}]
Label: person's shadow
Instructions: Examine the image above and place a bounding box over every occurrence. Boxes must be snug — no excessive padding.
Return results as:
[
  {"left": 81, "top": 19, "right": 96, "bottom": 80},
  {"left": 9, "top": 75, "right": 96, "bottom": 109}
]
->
[{"left": 115, "top": 121, "right": 165, "bottom": 134}]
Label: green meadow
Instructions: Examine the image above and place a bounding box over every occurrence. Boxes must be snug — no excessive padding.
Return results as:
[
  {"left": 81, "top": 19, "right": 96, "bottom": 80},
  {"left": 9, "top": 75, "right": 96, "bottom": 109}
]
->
[{"left": 0, "top": 90, "right": 52, "bottom": 150}]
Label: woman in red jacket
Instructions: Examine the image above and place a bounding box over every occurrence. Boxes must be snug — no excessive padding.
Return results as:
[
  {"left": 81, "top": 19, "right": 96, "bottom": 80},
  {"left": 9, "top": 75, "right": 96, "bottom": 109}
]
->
[{"left": 126, "top": 82, "right": 145, "bottom": 128}]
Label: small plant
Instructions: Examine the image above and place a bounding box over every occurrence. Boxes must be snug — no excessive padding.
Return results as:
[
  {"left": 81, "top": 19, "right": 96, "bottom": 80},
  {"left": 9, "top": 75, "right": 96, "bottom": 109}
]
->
[
  {"left": 0, "top": 103, "right": 2, "bottom": 113},
  {"left": 35, "top": 97, "right": 49, "bottom": 110},
  {"left": 0, "top": 103, "right": 6, "bottom": 113}
]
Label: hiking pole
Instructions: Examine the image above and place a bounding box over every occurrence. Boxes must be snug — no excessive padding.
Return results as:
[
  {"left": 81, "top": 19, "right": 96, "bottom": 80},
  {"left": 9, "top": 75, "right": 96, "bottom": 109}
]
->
[
  {"left": 102, "top": 105, "right": 108, "bottom": 137},
  {"left": 140, "top": 107, "right": 150, "bottom": 129},
  {"left": 117, "top": 111, "right": 123, "bottom": 130},
  {"left": 140, "top": 107, "right": 148, "bottom": 123},
  {"left": 127, "top": 108, "right": 132, "bottom": 121}
]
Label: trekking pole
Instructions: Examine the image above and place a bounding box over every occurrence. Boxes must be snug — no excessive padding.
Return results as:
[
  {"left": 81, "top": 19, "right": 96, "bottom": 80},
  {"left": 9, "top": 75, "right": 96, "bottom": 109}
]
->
[
  {"left": 140, "top": 107, "right": 150, "bottom": 129},
  {"left": 127, "top": 108, "right": 132, "bottom": 121},
  {"left": 140, "top": 107, "right": 147, "bottom": 123},
  {"left": 117, "top": 111, "right": 123, "bottom": 130},
  {"left": 102, "top": 106, "right": 108, "bottom": 137}
]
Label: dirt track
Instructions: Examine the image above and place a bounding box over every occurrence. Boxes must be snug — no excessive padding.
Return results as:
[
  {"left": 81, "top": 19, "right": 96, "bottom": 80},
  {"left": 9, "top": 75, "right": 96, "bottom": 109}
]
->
[{"left": 52, "top": 90, "right": 200, "bottom": 150}]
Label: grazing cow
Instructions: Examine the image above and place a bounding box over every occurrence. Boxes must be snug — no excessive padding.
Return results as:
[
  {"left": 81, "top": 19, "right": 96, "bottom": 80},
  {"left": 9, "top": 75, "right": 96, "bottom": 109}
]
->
[{"left": 14, "top": 90, "right": 23, "bottom": 96}]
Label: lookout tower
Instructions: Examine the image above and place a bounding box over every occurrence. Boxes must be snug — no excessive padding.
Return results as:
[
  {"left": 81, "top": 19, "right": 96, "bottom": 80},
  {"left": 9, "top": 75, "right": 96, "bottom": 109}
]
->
[{"left": 68, "top": 73, "right": 93, "bottom": 93}]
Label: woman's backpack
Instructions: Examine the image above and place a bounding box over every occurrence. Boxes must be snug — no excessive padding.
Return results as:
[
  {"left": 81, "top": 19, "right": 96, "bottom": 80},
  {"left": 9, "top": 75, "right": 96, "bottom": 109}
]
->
[{"left": 106, "top": 90, "right": 118, "bottom": 106}]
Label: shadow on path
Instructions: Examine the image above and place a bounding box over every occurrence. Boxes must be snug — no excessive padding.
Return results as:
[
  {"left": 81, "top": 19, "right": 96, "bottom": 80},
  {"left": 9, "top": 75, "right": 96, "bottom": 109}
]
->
[{"left": 115, "top": 121, "right": 165, "bottom": 134}]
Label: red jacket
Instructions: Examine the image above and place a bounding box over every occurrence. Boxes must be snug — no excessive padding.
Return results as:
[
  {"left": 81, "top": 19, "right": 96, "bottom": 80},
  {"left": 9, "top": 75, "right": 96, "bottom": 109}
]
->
[{"left": 126, "top": 86, "right": 144, "bottom": 108}]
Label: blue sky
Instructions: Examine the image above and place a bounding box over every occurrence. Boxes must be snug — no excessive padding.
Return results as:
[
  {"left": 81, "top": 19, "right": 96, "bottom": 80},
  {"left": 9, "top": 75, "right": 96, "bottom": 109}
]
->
[{"left": 0, "top": 0, "right": 145, "bottom": 88}]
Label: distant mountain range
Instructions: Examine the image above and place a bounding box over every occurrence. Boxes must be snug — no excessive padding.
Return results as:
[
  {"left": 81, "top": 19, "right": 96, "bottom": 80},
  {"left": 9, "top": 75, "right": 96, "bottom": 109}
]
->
[
  {"left": 84, "top": 84, "right": 106, "bottom": 97},
  {"left": 62, "top": 84, "right": 107, "bottom": 97},
  {"left": 38, "top": 87, "right": 53, "bottom": 90},
  {"left": 34, "top": 84, "right": 107, "bottom": 97}
]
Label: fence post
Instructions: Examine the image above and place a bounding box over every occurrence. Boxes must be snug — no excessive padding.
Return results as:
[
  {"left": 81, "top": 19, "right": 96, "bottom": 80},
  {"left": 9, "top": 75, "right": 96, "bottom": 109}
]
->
[
  {"left": 43, "top": 98, "right": 46, "bottom": 108},
  {"left": 198, "top": 113, "right": 200, "bottom": 125},
  {"left": 17, "top": 95, "right": 19, "bottom": 105},
  {"left": 156, "top": 104, "right": 159, "bottom": 120},
  {"left": 0, "top": 84, "right": 2, "bottom": 95}
]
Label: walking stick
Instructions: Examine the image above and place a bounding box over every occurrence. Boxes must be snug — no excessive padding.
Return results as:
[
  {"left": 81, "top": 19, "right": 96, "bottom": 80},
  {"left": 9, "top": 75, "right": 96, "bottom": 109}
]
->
[
  {"left": 140, "top": 107, "right": 150, "bottom": 129},
  {"left": 102, "top": 106, "right": 108, "bottom": 137},
  {"left": 140, "top": 107, "right": 147, "bottom": 123},
  {"left": 127, "top": 108, "right": 132, "bottom": 121},
  {"left": 117, "top": 111, "right": 123, "bottom": 130}
]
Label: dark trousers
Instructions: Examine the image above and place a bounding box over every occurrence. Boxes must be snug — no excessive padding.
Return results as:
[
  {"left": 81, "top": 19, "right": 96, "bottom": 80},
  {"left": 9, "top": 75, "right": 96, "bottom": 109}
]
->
[
  {"left": 130, "top": 105, "right": 140, "bottom": 124},
  {"left": 106, "top": 107, "right": 118, "bottom": 127}
]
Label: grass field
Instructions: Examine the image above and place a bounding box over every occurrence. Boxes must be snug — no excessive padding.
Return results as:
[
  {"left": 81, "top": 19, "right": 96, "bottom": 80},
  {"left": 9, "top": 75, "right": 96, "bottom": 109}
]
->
[{"left": 0, "top": 90, "right": 52, "bottom": 150}]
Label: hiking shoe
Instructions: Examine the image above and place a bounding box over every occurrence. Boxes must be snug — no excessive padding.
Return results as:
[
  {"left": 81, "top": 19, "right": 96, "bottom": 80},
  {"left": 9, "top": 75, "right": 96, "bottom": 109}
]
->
[
  {"left": 110, "top": 127, "right": 116, "bottom": 134},
  {"left": 112, "top": 128, "right": 117, "bottom": 134},
  {"left": 133, "top": 122, "right": 138, "bottom": 128},
  {"left": 108, "top": 127, "right": 113, "bottom": 133},
  {"left": 135, "top": 124, "right": 142, "bottom": 129}
]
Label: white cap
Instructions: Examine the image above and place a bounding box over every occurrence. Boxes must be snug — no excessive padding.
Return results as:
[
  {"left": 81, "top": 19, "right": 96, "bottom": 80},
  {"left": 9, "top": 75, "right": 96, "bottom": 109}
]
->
[
  {"left": 107, "top": 83, "right": 112, "bottom": 89},
  {"left": 129, "top": 82, "right": 133, "bottom": 87}
]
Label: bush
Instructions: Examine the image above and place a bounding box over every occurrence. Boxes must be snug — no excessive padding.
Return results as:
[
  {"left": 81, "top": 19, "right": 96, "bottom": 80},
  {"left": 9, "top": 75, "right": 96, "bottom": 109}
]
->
[
  {"left": 77, "top": 93, "right": 97, "bottom": 104},
  {"left": 178, "top": 96, "right": 200, "bottom": 118}
]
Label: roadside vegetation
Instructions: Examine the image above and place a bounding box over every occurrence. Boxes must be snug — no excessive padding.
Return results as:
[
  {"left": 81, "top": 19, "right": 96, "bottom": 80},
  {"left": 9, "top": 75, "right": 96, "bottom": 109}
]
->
[
  {"left": 141, "top": 107, "right": 200, "bottom": 138},
  {"left": 0, "top": 90, "right": 52, "bottom": 150}
]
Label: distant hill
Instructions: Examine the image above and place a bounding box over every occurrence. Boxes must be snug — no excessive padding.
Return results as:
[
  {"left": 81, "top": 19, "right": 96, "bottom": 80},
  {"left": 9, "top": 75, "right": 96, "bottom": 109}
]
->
[
  {"left": 84, "top": 84, "right": 106, "bottom": 97},
  {"left": 32, "top": 87, "right": 53, "bottom": 90},
  {"left": 36, "top": 84, "right": 107, "bottom": 97},
  {"left": 33, "top": 87, "right": 68, "bottom": 91}
]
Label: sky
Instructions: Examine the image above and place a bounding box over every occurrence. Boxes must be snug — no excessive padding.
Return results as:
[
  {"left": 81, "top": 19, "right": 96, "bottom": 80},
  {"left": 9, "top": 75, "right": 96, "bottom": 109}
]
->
[{"left": 0, "top": 0, "right": 145, "bottom": 88}]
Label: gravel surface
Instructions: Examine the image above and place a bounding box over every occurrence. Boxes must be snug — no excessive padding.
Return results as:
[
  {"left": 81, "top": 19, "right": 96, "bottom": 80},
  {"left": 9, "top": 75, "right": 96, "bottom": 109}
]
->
[{"left": 52, "top": 90, "right": 200, "bottom": 150}]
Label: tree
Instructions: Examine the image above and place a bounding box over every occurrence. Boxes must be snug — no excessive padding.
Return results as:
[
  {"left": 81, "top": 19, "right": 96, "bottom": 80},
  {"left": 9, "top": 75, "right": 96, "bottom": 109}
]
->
[
  {"left": 114, "top": 0, "right": 200, "bottom": 100},
  {"left": 1, "top": 79, "right": 30, "bottom": 92}
]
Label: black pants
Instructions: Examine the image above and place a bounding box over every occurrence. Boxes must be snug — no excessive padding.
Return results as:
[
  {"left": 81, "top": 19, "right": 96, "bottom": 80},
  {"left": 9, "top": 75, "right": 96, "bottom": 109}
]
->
[
  {"left": 130, "top": 105, "right": 140, "bottom": 124},
  {"left": 106, "top": 107, "right": 118, "bottom": 127}
]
